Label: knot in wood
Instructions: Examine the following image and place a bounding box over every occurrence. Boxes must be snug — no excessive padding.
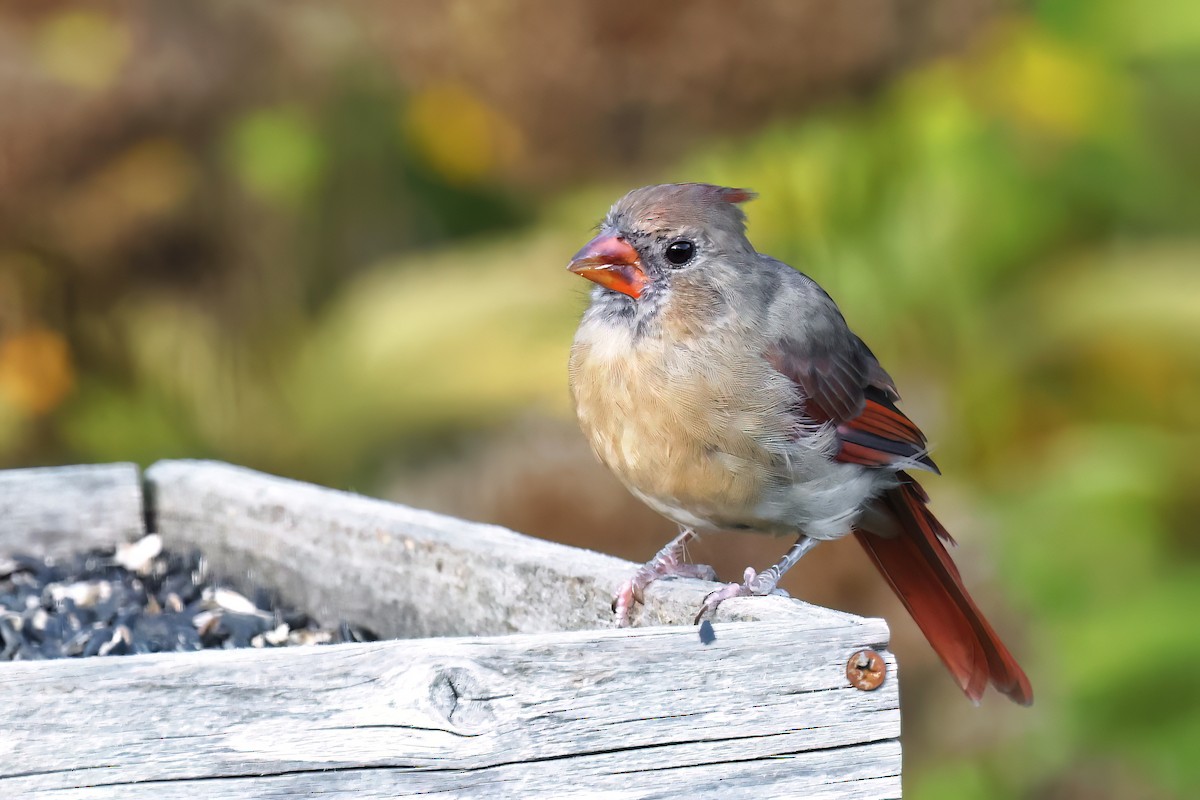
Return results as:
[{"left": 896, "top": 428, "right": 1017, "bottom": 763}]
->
[
  {"left": 429, "top": 665, "right": 499, "bottom": 728},
  {"left": 846, "top": 649, "right": 886, "bottom": 691}
]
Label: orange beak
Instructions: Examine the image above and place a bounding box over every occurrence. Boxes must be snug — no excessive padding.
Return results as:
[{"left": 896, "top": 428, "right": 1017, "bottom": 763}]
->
[{"left": 567, "top": 235, "right": 647, "bottom": 299}]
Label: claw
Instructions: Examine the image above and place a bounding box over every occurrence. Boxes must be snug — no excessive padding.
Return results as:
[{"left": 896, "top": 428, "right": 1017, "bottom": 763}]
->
[
  {"left": 694, "top": 568, "right": 756, "bottom": 624},
  {"left": 611, "top": 528, "right": 715, "bottom": 627},
  {"left": 612, "top": 578, "right": 639, "bottom": 627},
  {"left": 692, "top": 567, "right": 790, "bottom": 623},
  {"left": 691, "top": 535, "right": 817, "bottom": 623}
]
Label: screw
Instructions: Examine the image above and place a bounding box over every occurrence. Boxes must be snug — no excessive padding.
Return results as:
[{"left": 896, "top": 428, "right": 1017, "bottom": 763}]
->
[{"left": 846, "top": 649, "right": 886, "bottom": 691}]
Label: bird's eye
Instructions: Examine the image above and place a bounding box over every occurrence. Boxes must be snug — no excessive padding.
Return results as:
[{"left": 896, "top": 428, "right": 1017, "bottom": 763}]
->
[{"left": 664, "top": 240, "right": 695, "bottom": 266}]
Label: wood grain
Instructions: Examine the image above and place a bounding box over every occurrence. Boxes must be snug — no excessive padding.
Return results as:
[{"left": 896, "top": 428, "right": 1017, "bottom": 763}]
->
[
  {"left": 0, "top": 619, "right": 900, "bottom": 799},
  {"left": 144, "top": 459, "right": 864, "bottom": 640},
  {"left": 0, "top": 462, "right": 143, "bottom": 557}
]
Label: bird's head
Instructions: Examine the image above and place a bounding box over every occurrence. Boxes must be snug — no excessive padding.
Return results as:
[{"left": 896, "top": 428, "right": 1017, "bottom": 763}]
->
[{"left": 567, "top": 183, "right": 757, "bottom": 304}]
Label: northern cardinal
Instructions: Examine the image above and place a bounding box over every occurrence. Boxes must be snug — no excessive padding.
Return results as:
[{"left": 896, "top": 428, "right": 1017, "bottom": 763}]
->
[{"left": 567, "top": 183, "right": 1032, "bottom": 705}]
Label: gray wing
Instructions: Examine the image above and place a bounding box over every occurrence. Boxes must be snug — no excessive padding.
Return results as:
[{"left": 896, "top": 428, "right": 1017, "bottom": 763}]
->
[{"left": 761, "top": 265, "right": 937, "bottom": 472}]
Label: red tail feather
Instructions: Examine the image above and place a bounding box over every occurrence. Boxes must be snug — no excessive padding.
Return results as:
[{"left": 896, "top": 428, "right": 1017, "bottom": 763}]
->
[{"left": 855, "top": 475, "right": 1033, "bottom": 705}]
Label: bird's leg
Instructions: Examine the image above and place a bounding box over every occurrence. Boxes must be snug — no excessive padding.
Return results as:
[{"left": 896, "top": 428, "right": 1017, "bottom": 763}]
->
[
  {"left": 694, "top": 534, "right": 820, "bottom": 623},
  {"left": 613, "top": 527, "right": 717, "bottom": 627}
]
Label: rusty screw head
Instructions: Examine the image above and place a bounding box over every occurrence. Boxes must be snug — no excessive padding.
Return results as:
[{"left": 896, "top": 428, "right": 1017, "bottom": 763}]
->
[{"left": 846, "top": 649, "right": 887, "bottom": 691}]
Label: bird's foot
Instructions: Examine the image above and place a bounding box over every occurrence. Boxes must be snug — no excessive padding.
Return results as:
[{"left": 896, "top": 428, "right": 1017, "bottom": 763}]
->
[
  {"left": 613, "top": 529, "right": 716, "bottom": 627},
  {"left": 693, "top": 567, "right": 789, "bottom": 624}
]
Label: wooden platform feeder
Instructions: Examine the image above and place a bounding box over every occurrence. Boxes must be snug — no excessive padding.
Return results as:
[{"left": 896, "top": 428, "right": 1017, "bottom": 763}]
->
[{"left": 0, "top": 461, "right": 901, "bottom": 799}]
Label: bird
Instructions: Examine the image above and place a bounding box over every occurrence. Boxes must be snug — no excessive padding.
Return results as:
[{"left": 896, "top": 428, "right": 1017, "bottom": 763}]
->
[{"left": 566, "top": 182, "right": 1032, "bottom": 706}]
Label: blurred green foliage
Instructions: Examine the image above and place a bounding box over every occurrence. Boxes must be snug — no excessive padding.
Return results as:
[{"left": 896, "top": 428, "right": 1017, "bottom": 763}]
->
[
  {"left": 226, "top": 107, "right": 327, "bottom": 206},
  {"left": 676, "top": 10, "right": 1199, "bottom": 795},
  {"left": 1, "top": 0, "right": 1198, "bottom": 797}
]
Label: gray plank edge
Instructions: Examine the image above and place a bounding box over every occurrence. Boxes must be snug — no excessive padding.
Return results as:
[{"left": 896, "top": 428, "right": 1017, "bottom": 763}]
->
[
  {"left": 0, "top": 463, "right": 145, "bottom": 557},
  {"left": 0, "top": 619, "right": 901, "bottom": 799},
  {"left": 12, "top": 748, "right": 902, "bottom": 800},
  {"left": 144, "top": 459, "right": 880, "bottom": 641}
]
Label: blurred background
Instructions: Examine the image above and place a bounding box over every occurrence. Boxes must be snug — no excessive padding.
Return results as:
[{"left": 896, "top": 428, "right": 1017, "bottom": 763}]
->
[{"left": 1, "top": 0, "right": 1197, "bottom": 796}]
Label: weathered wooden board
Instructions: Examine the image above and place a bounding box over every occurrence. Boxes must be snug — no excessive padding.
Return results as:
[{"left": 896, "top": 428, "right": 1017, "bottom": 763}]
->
[
  {"left": 145, "top": 460, "right": 864, "bottom": 641},
  {"left": 0, "top": 460, "right": 903, "bottom": 797},
  {"left": 0, "top": 619, "right": 900, "bottom": 799},
  {"left": 0, "top": 462, "right": 143, "bottom": 557}
]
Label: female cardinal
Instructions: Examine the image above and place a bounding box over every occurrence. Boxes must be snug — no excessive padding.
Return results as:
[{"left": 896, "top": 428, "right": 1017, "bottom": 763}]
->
[{"left": 567, "top": 183, "right": 1032, "bottom": 705}]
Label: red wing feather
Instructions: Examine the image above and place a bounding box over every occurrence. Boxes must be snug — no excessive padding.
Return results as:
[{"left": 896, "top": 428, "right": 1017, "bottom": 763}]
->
[
  {"left": 829, "top": 389, "right": 939, "bottom": 474},
  {"left": 765, "top": 334, "right": 938, "bottom": 473},
  {"left": 836, "top": 441, "right": 897, "bottom": 468},
  {"left": 846, "top": 396, "right": 926, "bottom": 442}
]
